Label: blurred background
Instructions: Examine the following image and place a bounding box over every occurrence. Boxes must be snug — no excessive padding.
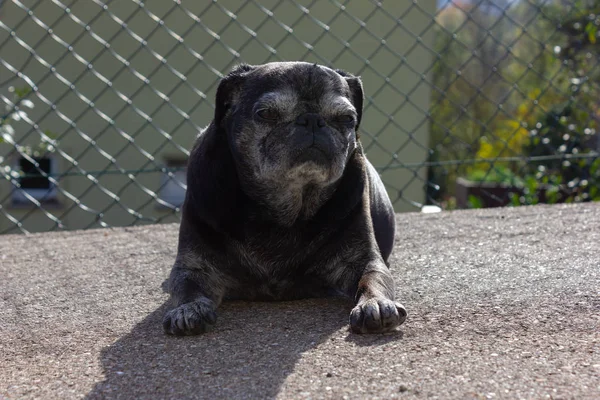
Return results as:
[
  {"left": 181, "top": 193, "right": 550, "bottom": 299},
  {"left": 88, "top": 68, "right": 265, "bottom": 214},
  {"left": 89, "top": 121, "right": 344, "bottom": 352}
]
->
[{"left": 0, "top": 0, "right": 598, "bottom": 234}]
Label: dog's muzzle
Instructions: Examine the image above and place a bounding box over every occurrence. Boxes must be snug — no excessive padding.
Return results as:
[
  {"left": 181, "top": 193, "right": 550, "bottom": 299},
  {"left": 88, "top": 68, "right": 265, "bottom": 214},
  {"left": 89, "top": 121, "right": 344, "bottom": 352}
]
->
[{"left": 291, "top": 113, "right": 335, "bottom": 165}]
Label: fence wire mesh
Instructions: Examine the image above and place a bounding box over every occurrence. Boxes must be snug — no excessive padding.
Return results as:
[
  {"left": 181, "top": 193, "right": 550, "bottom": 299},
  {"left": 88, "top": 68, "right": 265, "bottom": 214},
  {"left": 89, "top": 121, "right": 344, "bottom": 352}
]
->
[{"left": 0, "top": 0, "right": 598, "bottom": 234}]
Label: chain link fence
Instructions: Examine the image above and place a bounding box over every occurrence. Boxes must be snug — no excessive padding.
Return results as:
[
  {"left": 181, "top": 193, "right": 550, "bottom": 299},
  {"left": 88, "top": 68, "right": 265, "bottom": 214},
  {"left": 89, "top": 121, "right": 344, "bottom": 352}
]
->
[{"left": 0, "top": 0, "right": 598, "bottom": 234}]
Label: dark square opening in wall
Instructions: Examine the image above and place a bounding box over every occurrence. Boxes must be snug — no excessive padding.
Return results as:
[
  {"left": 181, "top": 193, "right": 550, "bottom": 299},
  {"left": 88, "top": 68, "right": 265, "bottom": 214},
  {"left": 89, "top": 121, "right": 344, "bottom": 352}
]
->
[
  {"left": 12, "top": 156, "right": 59, "bottom": 206},
  {"left": 158, "top": 157, "right": 188, "bottom": 208},
  {"left": 19, "top": 157, "right": 51, "bottom": 189}
]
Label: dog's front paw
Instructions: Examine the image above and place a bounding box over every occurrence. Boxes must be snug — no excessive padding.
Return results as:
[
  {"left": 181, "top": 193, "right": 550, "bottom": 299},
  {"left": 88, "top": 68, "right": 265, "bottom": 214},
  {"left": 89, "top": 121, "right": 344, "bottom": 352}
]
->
[
  {"left": 350, "top": 298, "right": 407, "bottom": 334},
  {"left": 163, "top": 298, "right": 217, "bottom": 336}
]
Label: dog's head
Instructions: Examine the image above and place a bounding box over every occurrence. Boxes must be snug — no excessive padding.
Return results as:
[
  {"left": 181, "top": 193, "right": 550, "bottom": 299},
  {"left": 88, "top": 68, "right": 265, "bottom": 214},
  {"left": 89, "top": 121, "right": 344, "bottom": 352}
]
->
[
  {"left": 186, "top": 62, "right": 365, "bottom": 231},
  {"left": 215, "top": 62, "right": 363, "bottom": 188}
]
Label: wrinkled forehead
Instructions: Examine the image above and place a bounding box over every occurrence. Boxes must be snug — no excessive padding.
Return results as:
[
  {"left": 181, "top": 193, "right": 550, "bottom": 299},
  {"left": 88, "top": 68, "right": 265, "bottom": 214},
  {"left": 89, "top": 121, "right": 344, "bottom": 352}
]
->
[{"left": 243, "top": 62, "right": 351, "bottom": 108}]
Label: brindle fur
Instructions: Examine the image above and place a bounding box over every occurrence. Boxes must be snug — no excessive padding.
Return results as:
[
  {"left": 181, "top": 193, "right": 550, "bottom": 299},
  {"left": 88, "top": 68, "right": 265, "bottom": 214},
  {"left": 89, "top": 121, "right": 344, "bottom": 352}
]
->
[{"left": 163, "top": 62, "right": 406, "bottom": 335}]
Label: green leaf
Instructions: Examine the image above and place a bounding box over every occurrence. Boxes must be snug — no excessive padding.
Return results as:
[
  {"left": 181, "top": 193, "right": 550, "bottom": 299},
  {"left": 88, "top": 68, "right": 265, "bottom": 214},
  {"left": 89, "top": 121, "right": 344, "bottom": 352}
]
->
[
  {"left": 585, "top": 22, "right": 597, "bottom": 44},
  {"left": 526, "top": 176, "right": 538, "bottom": 193},
  {"left": 509, "top": 192, "right": 521, "bottom": 207},
  {"left": 44, "top": 130, "right": 58, "bottom": 140},
  {"left": 14, "top": 86, "right": 32, "bottom": 99},
  {"left": 591, "top": 159, "right": 600, "bottom": 175},
  {"left": 546, "top": 186, "right": 559, "bottom": 204},
  {"left": 467, "top": 195, "right": 483, "bottom": 209}
]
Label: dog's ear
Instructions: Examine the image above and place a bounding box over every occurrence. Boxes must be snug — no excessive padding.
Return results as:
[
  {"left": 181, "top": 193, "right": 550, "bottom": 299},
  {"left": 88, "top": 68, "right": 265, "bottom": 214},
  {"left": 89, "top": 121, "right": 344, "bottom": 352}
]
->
[
  {"left": 335, "top": 69, "right": 364, "bottom": 133},
  {"left": 183, "top": 125, "right": 245, "bottom": 237},
  {"left": 214, "top": 64, "right": 256, "bottom": 127},
  {"left": 181, "top": 64, "right": 256, "bottom": 237}
]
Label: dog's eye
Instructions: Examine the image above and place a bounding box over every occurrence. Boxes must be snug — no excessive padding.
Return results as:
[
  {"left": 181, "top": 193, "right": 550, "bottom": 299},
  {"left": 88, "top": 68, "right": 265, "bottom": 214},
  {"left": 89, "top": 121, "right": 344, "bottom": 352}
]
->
[
  {"left": 256, "top": 108, "right": 279, "bottom": 121},
  {"left": 336, "top": 114, "right": 355, "bottom": 123}
]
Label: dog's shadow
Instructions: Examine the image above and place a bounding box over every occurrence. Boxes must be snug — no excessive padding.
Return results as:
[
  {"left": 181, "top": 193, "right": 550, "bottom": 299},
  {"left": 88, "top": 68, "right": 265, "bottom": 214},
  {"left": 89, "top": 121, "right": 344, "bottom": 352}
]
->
[{"left": 85, "top": 295, "right": 355, "bottom": 399}]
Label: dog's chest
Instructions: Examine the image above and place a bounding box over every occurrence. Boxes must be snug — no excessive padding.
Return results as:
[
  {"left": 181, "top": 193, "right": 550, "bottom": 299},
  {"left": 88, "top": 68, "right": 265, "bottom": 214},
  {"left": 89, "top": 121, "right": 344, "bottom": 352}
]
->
[
  {"left": 234, "top": 235, "right": 305, "bottom": 277},
  {"left": 233, "top": 223, "right": 333, "bottom": 275},
  {"left": 226, "top": 223, "right": 341, "bottom": 299},
  {"left": 232, "top": 238, "right": 338, "bottom": 300}
]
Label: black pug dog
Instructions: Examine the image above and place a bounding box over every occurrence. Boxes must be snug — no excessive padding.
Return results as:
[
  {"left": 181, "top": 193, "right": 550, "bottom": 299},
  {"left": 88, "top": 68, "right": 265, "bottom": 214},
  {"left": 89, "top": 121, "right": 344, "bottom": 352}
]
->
[{"left": 163, "top": 61, "right": 406, "bottom": 335}]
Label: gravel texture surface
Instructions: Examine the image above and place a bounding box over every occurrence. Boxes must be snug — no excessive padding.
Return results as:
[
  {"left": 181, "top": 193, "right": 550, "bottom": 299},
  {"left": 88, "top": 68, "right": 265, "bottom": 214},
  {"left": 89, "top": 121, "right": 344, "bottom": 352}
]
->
[{"left": 1, "top": 203, "right": 599, "bottom": 400}]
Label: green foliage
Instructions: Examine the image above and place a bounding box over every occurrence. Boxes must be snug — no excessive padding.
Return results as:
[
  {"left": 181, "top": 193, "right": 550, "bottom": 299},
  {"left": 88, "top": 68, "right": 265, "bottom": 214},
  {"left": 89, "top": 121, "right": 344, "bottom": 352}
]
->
[
  {"left": 467, "top": 194, "right": 484, "bottom": 209},
  {"left": 1, "top": 86, "right": 34, "bottom": 144},
  {"left": 1, "top": 86, "right": 57, "bottom": 179},
  {"left": 466, "top": 165, "right": 524, "bottom": 186},
  {"left": 12, "top": 86, "right": 32, "bottom": 99},
  {"left": 429, "top": 0, "right": 600, "bottom": 208}
]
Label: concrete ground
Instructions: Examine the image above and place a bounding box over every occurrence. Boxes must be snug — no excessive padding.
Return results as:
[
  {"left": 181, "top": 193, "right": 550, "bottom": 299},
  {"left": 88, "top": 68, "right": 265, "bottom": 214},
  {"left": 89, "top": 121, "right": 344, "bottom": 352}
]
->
[{"left": 0, "top": 203, "right": 599, "bottom": 400}]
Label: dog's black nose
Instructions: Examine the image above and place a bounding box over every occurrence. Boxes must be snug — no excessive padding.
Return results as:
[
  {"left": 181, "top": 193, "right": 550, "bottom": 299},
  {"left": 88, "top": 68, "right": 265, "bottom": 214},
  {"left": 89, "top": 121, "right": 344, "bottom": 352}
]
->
[{"left": 295, "top": 113, "right": 326, "bottom": 130}]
